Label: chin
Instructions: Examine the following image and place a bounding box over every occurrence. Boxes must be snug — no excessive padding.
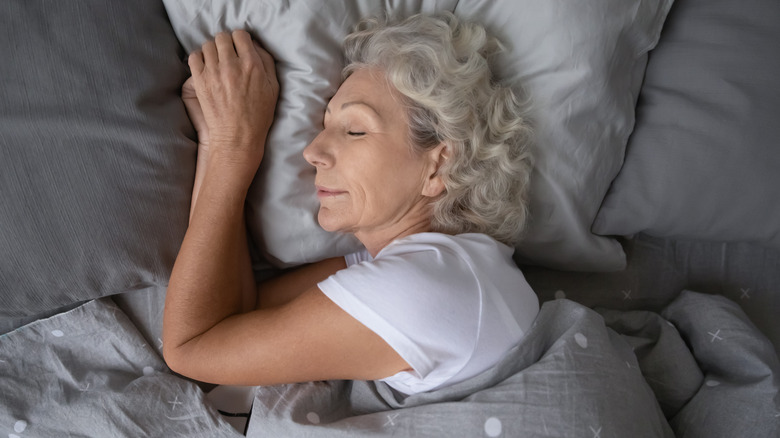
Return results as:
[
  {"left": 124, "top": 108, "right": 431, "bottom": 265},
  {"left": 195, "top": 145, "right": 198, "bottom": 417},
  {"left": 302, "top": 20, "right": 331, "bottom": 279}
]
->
[{"left": 317, "top": 209, "right": 345, "bottom": 233}]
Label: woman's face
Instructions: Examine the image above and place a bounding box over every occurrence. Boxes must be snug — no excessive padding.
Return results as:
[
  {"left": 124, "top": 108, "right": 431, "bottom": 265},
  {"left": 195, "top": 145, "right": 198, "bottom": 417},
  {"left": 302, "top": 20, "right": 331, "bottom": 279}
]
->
[{"left": 303, "top": 68, "right": 443, "bottom": 239}]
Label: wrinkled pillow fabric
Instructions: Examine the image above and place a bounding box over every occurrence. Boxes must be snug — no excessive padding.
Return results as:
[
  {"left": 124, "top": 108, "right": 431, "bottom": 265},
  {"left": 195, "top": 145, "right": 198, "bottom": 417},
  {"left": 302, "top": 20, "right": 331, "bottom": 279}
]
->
[
  {"left": 163, "top": 0, "right": 673, "bottom": 271},
  {"left": 593, "top": 0, "right": 780, "bottom": 249},
  {"left": 0, "top": 0, "right": 194, "bottom": 317},
  {"left": 454, "top": 0, "right": 672, "bottom": 271}
]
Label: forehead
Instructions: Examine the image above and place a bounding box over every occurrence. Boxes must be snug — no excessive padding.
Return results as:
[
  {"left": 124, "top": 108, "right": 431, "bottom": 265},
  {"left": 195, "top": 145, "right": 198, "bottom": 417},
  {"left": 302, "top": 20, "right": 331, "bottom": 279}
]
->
[{"left": 329, "top": 69, "right": 405, "bottom": 119}]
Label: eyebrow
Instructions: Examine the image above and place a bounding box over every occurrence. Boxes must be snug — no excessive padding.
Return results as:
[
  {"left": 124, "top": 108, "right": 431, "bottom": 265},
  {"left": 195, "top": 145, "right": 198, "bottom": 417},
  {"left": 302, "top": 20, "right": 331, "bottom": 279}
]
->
[{"left": 325, "top": 101, "right": 382, "bottom": 118}]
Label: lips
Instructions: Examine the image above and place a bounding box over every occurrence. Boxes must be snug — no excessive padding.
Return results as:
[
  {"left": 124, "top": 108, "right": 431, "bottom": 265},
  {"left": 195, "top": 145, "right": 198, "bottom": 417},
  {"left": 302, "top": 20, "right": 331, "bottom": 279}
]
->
[{"left": 315, "top": 185, "right": 346, "bottom": 198}]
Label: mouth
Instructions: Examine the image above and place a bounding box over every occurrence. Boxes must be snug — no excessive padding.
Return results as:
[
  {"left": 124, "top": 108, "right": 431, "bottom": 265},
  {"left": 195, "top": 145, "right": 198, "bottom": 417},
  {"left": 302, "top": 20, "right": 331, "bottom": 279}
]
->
[{"left": 315, "top": 185, "right": 347, "bottom": 198}]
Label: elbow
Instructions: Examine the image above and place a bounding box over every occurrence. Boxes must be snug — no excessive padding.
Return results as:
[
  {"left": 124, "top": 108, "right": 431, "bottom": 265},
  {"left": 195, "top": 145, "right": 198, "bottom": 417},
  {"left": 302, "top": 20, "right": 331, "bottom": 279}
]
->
[
  {"left": 161, "top": 316, "right": 195, "bottom": 377},
  {"left": 161, "top": 333, "right": 198, "bottom": 379},
  {"left": 162, "top": 343, "right": 187, "bottom": 377},
  {"left": 162, "top": 338, "right": 212, "bottom": 383}
]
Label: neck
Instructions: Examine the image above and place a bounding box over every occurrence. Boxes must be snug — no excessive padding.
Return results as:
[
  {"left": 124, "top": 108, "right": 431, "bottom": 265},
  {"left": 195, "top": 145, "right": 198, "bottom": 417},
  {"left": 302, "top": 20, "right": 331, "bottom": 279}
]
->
[{"left": 354, "top": 208, "right": 433, "bottom": 258}]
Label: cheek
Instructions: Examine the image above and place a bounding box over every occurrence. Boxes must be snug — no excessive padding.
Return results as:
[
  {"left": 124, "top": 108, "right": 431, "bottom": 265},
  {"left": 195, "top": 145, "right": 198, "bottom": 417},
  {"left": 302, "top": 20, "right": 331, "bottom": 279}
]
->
[
  {"left": 331, "top": 142, "right": 425, "bottom": 223},
  {"left": 361, "top": 160, "right": 424, "bottom": 213}
]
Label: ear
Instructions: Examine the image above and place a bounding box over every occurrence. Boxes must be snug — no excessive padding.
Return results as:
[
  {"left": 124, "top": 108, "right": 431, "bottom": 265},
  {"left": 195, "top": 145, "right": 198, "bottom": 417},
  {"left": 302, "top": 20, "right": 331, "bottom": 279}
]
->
[{"left": 421, "top": 142, "right": 449, "bottom": 198}]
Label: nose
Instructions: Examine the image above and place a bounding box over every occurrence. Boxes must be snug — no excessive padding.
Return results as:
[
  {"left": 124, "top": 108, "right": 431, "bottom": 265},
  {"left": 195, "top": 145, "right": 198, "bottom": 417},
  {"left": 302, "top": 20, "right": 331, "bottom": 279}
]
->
[{"left": 303, "top": 130, "right": 333, "bottom": 169}]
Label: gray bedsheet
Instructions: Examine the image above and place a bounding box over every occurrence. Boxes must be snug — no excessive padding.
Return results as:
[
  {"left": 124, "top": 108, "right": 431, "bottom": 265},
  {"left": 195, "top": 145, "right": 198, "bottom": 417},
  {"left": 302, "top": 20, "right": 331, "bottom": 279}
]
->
[
  {"left": 523, "top": 234, "right": 780, "bottom": 353},
  {"left": 0, "top": 291, "right": 777, "bottom": 437},
  {"left": 0, "top": 299, "right": 240, "bottom": 437}
]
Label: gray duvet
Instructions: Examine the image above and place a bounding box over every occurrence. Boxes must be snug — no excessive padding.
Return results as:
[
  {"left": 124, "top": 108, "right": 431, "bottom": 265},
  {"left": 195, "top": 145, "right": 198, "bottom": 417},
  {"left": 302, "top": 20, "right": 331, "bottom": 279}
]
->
[{"left": 0, "top": 291, "right": 777, "bottom": 437}]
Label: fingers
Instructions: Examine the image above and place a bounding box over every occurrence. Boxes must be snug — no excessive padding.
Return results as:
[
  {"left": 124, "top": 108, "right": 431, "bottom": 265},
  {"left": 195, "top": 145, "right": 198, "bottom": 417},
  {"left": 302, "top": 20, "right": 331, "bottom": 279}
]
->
[
  {"left": 181, "top": 76, "right": 197, "bottom": 99},
  {"left": 191, "top": 31, "right": 251, "bottom": 68},
  {"left": 226, "top": 29, "right": 277, "bottom": 86},
  {"left": 253, "top": 40, "right": 277, "bottom": 82},
  {"left": 215, "top": 32, "right": 237, "bottom": 62},
  {"left": 234, "top": 30, "right": 276, "bottom": 78},
  {"left": 202, "top": 39, "right": 218, "bottom": 66},
  {"left": 188, "top": 30, "right": 278, "bottom": 90},
  {"left": 188, "top": 51, "right": 204, "bottom": 77},
  {"left": 188, "top": 32, "right": 235, "bottom": 76},
  {"left": 232, "top": 30, "right": 255, "bottom": 59}
]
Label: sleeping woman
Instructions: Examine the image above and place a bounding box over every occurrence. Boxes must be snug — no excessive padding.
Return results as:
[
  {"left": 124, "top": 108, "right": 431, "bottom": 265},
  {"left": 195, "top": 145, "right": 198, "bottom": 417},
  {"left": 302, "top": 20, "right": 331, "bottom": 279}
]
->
[{"left": 163, "top": 13, "right": 539, "bottom": 396}]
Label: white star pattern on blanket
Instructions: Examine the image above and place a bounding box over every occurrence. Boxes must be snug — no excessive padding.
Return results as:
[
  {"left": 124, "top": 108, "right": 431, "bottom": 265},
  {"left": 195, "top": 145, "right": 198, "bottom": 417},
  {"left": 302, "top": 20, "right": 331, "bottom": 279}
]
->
[
  {"left": 167, "top": 395, "right": 183, "bottom": 411},
  {"left": 384, "top": 413, "right": 399, "bottom": 427},
  {"left": 708, "top": 329, "right": 723, "bottom": 342}
]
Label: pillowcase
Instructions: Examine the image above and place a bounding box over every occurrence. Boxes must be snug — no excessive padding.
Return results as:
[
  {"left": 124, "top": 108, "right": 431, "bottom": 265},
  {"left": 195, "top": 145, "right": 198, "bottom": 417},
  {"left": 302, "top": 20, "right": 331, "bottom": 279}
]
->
[
  {"left": 162, "top": 0, "right": 673, "bottom": 271},
  {"left": 593, "top": 0, "right": 780, "bottom": 249},
  {"left": 453, "top": 0, "right": 672, "bottom": 271},
  {"left": 0, "top": 0, "right": 194, "bottom": 317}
]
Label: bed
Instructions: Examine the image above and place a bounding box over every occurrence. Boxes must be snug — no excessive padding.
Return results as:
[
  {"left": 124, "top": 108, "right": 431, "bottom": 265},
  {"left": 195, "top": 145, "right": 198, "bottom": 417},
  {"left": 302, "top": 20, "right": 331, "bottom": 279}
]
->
[{"left": 1, "top": 0, "right": 778, "bottom": 437}]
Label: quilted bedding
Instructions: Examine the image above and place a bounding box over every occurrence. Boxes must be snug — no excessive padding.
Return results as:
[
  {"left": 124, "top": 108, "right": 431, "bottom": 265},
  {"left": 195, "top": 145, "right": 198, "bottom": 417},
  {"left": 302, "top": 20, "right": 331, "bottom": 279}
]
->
[{"left": 1, "top": 291, "right": 776, "bottom": 437}]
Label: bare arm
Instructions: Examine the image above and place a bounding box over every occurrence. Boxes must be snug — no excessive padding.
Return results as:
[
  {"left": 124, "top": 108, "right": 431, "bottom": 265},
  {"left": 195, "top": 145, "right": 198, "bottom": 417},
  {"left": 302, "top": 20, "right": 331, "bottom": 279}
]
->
[
  {"left": 256, "top": 257, "right": 346, "bottom": 309},
  {"left": 164, "top": 29, "right": 273, "bottom": 359},
  {"left": 163, "top": 30, "right": 409, "bottom": 385}
]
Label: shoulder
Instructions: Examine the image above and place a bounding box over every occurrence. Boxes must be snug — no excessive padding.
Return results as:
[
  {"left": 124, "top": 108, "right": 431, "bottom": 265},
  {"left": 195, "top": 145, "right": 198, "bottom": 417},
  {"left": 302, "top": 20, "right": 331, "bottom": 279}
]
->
[
  {"left": 336, "top": 233, "right": 508, "bottom": 291},
  {"left": 317, "top": 233, "right": 537, "bottom": 393},
  {"left": 321, "top": 232, "right": 521, "bottom": 318},
  {"left": 382, "top": 232, "right": 512, "bottom": 255},
  {"left": 380, "top": 233, "right": 520, "bottom": 287},
  {"left": 376, "top": 232, "right": 514, "bottom": 269}
]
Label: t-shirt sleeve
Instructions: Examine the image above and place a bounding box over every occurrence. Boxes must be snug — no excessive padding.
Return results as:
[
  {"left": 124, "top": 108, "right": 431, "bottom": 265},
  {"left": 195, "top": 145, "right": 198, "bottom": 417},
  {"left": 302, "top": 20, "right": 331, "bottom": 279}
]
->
[{"left": 317, "top": 244, "right": 481, "bottom": 388}]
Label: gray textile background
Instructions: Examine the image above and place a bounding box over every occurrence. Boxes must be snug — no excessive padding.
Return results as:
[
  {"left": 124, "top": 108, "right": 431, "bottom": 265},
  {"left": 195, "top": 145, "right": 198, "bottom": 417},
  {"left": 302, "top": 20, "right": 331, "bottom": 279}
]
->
[
  {"left": 602, "top": 292, "right": 780, "bottom": 438},
  {"left": 0, "top": 0, "right": 195, "bottom": 318},
  {"left": 593, "top": 0, "right": 780, "bottom": 248},
  {"left": 0, "top": 299, "right": 240, "bottom": 437},
  {"left": 524, "top": 234, "right": 780, "bottom": 354}
]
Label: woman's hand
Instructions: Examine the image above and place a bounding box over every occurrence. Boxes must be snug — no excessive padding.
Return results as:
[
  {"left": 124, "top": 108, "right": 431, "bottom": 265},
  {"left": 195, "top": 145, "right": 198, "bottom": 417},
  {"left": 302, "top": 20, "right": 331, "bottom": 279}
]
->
[
  {"left": 187, "top": 30, "right": 278, "bottom": 170},
  {"left": 182, "top": 77, "right": 210, "bottom": 150}
]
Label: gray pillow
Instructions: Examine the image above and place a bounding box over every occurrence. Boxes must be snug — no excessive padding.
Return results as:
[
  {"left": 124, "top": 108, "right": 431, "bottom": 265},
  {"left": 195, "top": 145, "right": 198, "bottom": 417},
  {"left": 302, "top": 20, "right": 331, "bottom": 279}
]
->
[
  {"left": 0, "top": 0, "right": 194, "bottom": 317},
  {"left": 593, "top": 0, "right": 780, "bottom": 248},
  {"left": 162, "top": 0, "right": 673, "bottom": 272}
]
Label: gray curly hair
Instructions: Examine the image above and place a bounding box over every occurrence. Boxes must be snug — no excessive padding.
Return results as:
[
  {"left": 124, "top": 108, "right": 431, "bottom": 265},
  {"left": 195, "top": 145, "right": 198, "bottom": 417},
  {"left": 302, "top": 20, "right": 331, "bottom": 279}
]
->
[{"left": 342, "top": 13, "right": 533, "bottom": 245}]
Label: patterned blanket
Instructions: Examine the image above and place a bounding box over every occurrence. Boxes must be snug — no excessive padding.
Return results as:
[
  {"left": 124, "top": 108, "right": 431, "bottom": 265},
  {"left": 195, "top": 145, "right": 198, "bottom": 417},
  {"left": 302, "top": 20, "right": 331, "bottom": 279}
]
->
[{"left": 0, "top": 291, "right": 777, "bottom": 437}]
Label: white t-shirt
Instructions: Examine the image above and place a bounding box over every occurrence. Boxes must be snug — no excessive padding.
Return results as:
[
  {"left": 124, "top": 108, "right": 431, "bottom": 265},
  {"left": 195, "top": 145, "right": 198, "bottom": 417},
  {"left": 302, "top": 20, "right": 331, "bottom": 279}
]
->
[{"left": 317, "top": 232, "right": 539, "bottom": 395}]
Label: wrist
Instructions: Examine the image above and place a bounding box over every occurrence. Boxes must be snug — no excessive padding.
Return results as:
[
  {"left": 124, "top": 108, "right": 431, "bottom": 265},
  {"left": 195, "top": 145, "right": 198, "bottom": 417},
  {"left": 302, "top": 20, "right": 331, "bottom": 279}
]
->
[
  {"left": 204, "top": 151, "right": 259, "bottom": 192},
  {"left": 210, "top": 132, "right": 266, "bottom": 161}
]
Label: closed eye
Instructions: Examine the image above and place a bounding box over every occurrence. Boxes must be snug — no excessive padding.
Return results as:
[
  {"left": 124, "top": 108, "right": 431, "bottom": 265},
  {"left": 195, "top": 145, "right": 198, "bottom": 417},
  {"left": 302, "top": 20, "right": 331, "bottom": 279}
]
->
[{"left": 347, "top": 131, "right": 366, "bottom": 136}]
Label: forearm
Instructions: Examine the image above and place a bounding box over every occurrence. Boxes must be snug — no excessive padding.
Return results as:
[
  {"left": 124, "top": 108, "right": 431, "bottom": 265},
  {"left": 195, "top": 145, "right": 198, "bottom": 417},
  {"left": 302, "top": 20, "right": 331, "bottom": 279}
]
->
[
  {"left": 189, "top": 146, "right": 209, "bottom": 222},
  {"left": 164, "top": 155, "right": 257, "bottom": 353}
]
